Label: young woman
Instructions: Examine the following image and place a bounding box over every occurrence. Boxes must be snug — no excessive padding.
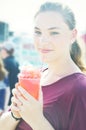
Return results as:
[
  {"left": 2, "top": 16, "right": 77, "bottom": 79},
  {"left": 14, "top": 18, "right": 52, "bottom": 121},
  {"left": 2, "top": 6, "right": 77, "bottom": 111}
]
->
[{"left": 0, "top": 2, "right": 86, "bottom": 130}]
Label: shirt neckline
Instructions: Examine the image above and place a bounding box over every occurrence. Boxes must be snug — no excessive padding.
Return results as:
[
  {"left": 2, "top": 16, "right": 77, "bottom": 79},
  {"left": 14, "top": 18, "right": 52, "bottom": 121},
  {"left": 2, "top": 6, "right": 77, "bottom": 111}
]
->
[{"left": 42, "top": 72, "right": 83, "bottom": 88}]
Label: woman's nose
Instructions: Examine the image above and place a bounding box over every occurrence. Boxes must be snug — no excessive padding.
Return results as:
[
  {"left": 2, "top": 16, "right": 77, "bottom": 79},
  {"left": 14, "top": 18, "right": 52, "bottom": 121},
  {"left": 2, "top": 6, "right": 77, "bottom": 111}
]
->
[{"left": 40, "top": 36, "right": 49, "bottom": 44}]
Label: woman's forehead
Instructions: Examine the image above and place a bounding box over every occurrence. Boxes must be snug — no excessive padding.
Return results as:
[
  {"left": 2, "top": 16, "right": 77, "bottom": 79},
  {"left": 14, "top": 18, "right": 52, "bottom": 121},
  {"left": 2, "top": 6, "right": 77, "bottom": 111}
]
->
[
  {"left": 34, "top": 12, "right": 69, "bottom": 30},
  {"left": 35, "top": 11, "right": 63, "bottom": 22}
]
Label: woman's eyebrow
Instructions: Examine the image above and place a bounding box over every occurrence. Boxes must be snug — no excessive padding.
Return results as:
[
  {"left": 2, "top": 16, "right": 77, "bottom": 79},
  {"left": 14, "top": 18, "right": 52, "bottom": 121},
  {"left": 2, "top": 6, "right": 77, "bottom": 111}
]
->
[
  {"left": 34, "top": 27, "right": 60, "bottom": 30},
  {"left": 34, "top": 27, "right": 40, "bottom": 30},
  {"left": 48, "top": 27, "right": 60, "bottom": 30}
]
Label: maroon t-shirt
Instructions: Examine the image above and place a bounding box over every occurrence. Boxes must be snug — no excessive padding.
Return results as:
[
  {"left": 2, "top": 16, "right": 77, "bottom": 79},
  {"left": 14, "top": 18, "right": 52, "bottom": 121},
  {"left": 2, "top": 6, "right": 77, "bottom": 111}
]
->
[{"left": 16, "top": 73, "right": 86, "bottom": 130}]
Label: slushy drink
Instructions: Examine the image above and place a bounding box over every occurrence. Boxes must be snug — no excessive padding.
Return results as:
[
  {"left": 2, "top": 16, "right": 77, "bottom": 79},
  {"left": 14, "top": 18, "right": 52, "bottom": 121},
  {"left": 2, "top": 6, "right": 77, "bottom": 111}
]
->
[{"left": 18, "top": 66, "right": 41, "bottom": 100}]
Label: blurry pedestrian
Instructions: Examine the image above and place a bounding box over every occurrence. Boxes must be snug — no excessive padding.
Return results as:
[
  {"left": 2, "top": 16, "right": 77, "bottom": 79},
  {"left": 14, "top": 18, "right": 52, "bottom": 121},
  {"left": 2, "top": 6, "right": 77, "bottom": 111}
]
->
[
  {"left": 0, "top": 56, "right": 10, "bottom": 116},
  {"left": 0, "top": 42, "right": 20, "bottom": 105}
]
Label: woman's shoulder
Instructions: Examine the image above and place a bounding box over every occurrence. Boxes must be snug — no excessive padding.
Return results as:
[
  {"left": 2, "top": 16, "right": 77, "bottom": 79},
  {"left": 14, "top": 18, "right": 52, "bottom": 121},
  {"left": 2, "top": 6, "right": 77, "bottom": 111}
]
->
[
  {"left": 73, "top": 73, "right": 86, "bottom": 87},
  {"left": 71, "top": 73, "right": 86, "bottom": 97}
]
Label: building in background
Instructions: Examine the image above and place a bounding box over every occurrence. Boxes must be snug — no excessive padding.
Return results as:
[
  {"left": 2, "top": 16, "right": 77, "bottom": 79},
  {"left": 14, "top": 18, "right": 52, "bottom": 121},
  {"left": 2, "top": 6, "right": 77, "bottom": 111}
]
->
[{"left": 0, "top": 21, "right": 9, "bottom": 42}]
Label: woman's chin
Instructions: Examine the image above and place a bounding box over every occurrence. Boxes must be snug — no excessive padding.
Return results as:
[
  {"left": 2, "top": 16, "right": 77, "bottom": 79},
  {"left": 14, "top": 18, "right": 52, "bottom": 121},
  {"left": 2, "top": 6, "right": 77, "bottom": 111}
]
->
[{"left": 41, "top": 58, "right": 51, "bottom": 64}]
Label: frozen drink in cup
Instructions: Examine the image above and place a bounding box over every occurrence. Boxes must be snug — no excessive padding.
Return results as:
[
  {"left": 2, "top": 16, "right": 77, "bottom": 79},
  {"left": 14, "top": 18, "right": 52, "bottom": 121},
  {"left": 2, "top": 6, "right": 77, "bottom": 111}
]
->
[{"left": 18, "top": 65, "right": 41, "bottom": 100}]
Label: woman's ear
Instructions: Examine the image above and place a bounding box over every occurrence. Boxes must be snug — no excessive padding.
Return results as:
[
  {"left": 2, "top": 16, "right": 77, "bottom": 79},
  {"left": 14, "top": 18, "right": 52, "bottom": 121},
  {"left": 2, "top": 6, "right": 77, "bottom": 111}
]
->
[{"left": 71, "top": 28, "right": 77, "bottom": 44}]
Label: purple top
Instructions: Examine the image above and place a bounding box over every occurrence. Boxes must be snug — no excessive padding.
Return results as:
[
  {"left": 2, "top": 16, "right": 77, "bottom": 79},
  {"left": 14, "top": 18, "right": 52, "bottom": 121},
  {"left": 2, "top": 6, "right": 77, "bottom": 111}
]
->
[{"left": 16, "top": 73, "right": 86, "bottom": 130}]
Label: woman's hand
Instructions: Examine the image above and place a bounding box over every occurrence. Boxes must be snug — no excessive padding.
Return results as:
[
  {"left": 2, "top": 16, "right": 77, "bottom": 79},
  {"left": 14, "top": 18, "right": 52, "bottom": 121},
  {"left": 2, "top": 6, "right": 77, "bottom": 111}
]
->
[
  {"left": 16, "top": 85, "right": 43, "bottom": 127},
  {"left": 5, "top": 84, "right": 54, "bottom": 130},
  {"left": 10, "top": 83, "right": 22, "bottom": 118}
]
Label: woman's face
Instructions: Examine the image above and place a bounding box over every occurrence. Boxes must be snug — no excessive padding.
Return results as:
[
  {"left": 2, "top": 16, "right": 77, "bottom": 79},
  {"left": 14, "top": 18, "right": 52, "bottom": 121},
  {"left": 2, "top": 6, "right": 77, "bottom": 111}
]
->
[{"left": 34, "top": 11, "right": 77, "bottom": 63}]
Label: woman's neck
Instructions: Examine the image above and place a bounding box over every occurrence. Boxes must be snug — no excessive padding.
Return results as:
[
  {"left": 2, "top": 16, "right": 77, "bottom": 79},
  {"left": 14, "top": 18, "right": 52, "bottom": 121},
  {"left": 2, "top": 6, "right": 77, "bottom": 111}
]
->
[
  {"left": 47, "top": 57, "right": 81, "bottom": 77},
  {"left": 41, "top": 57, "right": 82, "bottom": 86}
]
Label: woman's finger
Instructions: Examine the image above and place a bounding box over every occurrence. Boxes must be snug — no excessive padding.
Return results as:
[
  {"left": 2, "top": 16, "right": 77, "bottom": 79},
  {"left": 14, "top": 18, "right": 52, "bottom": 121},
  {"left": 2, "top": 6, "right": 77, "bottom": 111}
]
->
[
  {"left": 11, "top": 103, "right": 20, "bottom": 111},
  {"left": 11, "top": 95, "right": 23, "bottom": 110},
  {"left": 18, "top": 86, "right": 37, "bottom": 102},
  {"left": 12, "top": 88, "right": 17, "bottom": 96},
  {"left": 12, "top": 87, "right": 22, "bottom": 98}
]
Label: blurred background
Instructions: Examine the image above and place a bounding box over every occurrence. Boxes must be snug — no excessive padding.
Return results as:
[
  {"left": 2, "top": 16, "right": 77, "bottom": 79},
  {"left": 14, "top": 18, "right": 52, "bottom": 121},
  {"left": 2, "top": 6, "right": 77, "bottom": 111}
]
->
[{"left": 0, "top": 0, "right": 86, "bottom": 67}]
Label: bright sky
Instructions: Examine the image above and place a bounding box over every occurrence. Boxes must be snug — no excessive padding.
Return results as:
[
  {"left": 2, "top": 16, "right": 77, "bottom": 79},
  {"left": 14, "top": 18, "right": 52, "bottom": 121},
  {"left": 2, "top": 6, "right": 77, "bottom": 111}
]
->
[{"left": 0, "top": 0, "right": 86, "bottom": 35}]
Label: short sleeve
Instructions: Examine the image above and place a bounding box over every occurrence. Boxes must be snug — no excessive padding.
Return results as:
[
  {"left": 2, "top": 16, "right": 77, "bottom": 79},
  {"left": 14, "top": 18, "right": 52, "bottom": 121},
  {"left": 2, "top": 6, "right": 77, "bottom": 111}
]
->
[{"left": 68, "top": 82, "right": 86, "bottom": 130}]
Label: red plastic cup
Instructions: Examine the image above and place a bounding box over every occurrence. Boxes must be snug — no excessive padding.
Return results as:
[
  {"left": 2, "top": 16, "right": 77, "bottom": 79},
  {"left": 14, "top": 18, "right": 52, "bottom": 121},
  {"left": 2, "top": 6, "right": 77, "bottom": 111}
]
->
[
  {"left": 18, "top": 77, "right": 40, "bottom": 100},
  {"left": 18, "top": 66, "right": 41, "bottom": 100}
]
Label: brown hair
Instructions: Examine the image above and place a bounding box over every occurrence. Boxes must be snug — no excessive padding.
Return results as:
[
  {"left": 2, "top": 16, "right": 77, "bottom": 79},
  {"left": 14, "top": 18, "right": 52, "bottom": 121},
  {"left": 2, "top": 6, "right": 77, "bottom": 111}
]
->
[
  {"left": 70, "top": 39, "right": 86, "bottom": 73},
  {"left": 35, "top": 2, "right": 86, "bottom": 73},
  {"left": 0, "top": 57, "right": 8, "bottom": 81}
]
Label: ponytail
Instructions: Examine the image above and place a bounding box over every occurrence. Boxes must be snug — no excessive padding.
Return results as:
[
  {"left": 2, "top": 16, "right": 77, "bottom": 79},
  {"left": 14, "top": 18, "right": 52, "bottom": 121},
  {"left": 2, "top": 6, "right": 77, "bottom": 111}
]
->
[{"left": 70, "top": 39, "right": 86, "bottom": 73}]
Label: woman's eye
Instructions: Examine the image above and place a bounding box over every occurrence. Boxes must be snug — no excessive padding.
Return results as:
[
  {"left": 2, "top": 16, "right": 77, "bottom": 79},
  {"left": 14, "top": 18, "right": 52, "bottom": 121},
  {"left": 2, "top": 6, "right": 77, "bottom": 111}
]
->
[
  {"left": 50, "top": 32, "right": 59, "bottom": 35},
  {"left": 34, "top": 31, "right": 41, "bottom": 35}
]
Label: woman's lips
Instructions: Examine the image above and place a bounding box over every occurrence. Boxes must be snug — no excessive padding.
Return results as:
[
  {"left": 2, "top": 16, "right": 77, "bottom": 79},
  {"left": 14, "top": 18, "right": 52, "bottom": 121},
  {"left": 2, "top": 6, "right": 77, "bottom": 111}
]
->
[{"left": 39, "top": 49, "right": 53, "bottom": 53}]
